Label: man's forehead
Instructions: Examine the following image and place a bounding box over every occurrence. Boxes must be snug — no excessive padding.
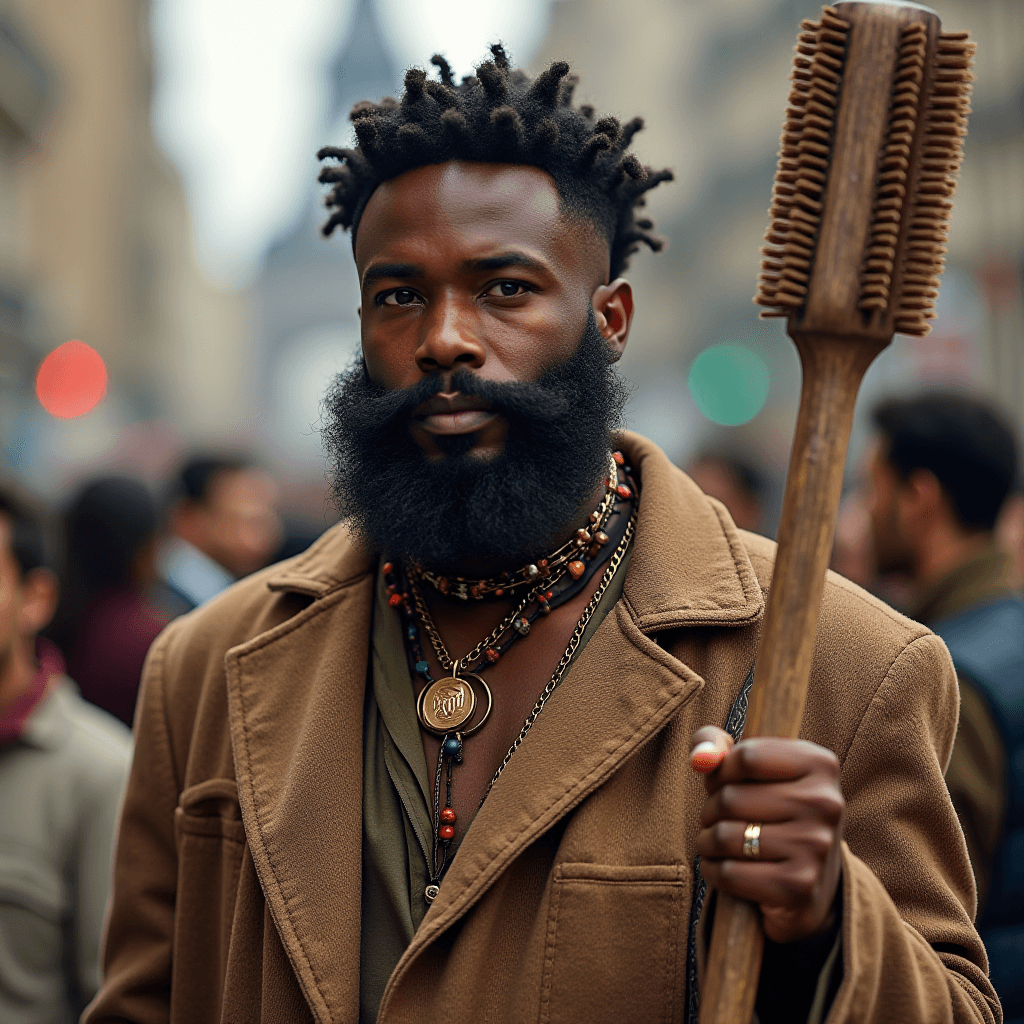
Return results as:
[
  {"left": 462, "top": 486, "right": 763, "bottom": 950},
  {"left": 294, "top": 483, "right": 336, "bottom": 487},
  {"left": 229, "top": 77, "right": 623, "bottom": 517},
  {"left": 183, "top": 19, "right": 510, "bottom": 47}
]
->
[{"left": 354, "top": 160, "right": 608, "bottom": 277}]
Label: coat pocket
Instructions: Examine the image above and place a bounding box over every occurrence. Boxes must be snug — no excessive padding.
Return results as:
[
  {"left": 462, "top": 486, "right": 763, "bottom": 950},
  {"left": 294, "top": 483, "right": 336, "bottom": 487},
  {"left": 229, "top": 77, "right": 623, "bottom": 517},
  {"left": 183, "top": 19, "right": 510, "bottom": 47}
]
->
[
  {"left": 171, "top": 778, "right": 247, "bottom": 1018},
  {"left": 540, "top": 862, "right": 690, "bottom": 1024}
]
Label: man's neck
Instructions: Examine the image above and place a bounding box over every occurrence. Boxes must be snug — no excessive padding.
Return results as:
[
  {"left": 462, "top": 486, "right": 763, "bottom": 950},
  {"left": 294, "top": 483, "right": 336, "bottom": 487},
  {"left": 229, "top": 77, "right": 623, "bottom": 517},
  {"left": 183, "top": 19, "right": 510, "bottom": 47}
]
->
[
  {"left": 914, "top": 527, "right": 993, "bottom": 590},
  {"left": 0, "top": 638, "right": 39, "bottom": 716},
  {"left": 421, "top": 478, "right": 609, "bottom": 581}
]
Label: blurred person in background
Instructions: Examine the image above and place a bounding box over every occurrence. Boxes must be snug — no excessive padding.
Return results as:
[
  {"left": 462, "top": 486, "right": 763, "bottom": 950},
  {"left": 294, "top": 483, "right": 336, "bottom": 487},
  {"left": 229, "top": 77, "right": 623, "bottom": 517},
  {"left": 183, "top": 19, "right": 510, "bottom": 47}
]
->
[
  {"left": 866, "top": 392, "right": 1024, "bottom": 1019},
  {"left": 159, "top": 455, "right": 283, "bottom": 611},
  {"left": 0, "top": 483, "right": 131, "bottom": 1023},
  {"left": 49, "top": 477, "right": 182, "bottom": 728},
  {"left": 996, "top": 482, "right": 1024, "bottom": 582},
  {"left": 687, "top": 448, "right": 769, "bottom": 534}
]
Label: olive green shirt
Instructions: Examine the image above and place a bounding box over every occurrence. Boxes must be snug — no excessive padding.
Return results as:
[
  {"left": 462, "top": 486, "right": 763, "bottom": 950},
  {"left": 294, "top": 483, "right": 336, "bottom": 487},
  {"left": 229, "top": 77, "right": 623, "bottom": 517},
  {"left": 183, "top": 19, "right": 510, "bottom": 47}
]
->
[{"left": 359, "top": 556, "right": 629, "bottom": 1023}]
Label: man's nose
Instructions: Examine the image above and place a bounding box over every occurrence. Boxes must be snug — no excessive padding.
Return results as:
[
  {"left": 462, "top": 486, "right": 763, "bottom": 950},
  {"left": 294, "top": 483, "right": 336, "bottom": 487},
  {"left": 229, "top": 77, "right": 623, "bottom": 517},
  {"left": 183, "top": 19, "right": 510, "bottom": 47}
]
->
[{"left": 414, "top": 293, "right": 485, "bottom": 374}]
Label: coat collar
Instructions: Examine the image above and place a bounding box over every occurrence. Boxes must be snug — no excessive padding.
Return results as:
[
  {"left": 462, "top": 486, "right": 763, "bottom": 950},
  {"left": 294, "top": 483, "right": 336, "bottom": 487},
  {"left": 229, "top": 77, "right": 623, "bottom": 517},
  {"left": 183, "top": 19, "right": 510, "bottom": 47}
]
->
[{"left": 232, "top": 431, "right": 764, "bottom": 1023}]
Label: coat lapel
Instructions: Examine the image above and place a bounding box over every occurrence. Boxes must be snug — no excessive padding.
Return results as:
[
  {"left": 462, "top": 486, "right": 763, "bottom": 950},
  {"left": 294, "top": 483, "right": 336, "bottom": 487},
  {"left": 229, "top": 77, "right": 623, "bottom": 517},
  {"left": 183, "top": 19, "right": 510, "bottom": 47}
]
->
[
  {"left": 392, "top": 432, "right": 766, "bottom": 974},
  {"left": 226, "top": 536, "right": 374, "bottom": 1024},
  {"left": 224, "top": 432, "right": 766, "bottom": 1021}
]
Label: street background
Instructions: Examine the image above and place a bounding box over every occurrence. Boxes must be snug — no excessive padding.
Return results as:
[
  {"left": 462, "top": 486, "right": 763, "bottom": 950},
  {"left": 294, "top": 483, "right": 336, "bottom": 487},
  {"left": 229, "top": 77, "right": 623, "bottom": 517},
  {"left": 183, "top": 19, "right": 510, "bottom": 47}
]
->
[{"left": 1, "top": 0, "right": 1021, "bottom": 538}]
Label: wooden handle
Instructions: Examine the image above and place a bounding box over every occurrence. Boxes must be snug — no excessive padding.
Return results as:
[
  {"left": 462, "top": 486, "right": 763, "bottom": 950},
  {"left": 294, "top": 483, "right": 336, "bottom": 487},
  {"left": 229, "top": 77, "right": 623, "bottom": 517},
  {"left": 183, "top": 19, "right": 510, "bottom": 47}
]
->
[{"left": 698, "top": 334, "right": 882, "bottom": 1024}]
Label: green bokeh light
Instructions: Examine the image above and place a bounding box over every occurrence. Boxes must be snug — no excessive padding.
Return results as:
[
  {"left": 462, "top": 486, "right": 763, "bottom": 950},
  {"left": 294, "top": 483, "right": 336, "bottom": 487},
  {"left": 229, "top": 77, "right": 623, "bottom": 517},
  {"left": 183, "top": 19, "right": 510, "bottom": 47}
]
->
[{"left": 687, "top": 344, "right": 771, "bottom": 426}]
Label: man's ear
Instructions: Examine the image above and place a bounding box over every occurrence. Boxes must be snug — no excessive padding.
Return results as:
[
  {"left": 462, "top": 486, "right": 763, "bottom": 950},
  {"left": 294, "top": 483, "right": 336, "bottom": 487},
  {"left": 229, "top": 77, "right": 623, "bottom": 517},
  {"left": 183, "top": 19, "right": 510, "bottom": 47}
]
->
[
  {"left": 590, "top": 278, "right": 634, "bottom": 362},
  {"left": 19, "top": 568, "right": 58, "bottom": 636},
  {"left": 903, "top": 468, "right": 946, "bottom": 526}
]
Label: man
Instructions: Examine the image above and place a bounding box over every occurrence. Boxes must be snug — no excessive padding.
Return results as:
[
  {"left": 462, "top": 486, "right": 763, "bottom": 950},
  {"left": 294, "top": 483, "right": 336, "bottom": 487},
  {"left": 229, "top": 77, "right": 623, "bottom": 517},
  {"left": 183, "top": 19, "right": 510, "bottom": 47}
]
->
[
  {"left": 867, "top": 392, "right": 1023, "bottom": 1020},
  {"left": 160, "top": 455, "right": 282, "bottom": 610},
  {"left": 86, "top": 51, "right": 997, "bottom": 1024},
  {"left": 0, "top": 485, "right": 131, "bottom": 1022}
]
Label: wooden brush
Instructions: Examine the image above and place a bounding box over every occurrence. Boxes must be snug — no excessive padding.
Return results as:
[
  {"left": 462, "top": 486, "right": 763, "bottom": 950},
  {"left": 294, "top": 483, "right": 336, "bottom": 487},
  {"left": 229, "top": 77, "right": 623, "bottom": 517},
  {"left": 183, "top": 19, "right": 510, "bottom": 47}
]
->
[{"left": 700, "top": 4, "right": 974, "bottom": 1022}]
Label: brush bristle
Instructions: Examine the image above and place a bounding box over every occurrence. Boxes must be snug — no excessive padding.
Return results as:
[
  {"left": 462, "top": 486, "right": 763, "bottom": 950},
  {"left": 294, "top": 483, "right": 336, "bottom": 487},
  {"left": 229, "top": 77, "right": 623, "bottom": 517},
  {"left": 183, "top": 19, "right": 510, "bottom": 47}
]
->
[
  {"left": 891, "top": 31, "right": 974, "bottom": 336},
  {"left": 755, "top": 8, "right": 973, "bottom": 335},
  {"left": 754, "top": 7, "right": 851, "bottom": 317},
  {"left": 858, "top": 23, "right": 927, "bottom": 315}
]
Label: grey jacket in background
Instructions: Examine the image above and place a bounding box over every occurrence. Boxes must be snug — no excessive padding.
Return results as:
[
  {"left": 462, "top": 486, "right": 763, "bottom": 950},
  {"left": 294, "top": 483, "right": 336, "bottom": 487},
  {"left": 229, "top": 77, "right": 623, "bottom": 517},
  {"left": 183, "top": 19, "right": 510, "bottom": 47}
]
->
[{"left": 0, "top": 679, "right": 131, "bottom": 1023}]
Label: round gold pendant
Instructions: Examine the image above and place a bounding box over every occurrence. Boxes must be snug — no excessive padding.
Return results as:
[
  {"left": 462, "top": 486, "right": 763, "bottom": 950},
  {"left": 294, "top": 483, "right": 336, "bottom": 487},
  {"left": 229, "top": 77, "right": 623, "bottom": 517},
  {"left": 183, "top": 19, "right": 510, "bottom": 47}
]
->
[{"left": 417, "top": 672, "right": 492, "bottom": 736}]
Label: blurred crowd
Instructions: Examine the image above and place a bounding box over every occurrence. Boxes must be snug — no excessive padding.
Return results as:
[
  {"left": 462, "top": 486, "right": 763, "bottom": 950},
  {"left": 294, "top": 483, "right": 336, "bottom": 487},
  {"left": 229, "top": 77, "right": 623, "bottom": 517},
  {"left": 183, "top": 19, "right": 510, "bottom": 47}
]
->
[
  {"left": 1, "top": 390, "right": 1023, "bottom": 1019},
  {"left": 0, "top": 454, "right": 293, "bottom": 1019}
]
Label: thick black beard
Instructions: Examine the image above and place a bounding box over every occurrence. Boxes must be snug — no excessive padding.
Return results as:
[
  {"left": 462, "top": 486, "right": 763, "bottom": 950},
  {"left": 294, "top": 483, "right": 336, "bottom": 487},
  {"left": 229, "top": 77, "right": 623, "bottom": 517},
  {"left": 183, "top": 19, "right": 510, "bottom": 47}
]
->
[{"left": 321, "top": 309, "right": 630, "bottom": 570}]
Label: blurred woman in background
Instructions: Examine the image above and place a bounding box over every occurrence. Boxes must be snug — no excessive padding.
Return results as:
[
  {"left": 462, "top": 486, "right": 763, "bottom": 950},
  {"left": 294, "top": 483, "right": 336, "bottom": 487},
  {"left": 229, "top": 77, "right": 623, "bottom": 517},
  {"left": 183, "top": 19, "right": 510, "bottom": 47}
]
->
[{"left": 49, "top": 477, "right": 185, "bottom": 727}]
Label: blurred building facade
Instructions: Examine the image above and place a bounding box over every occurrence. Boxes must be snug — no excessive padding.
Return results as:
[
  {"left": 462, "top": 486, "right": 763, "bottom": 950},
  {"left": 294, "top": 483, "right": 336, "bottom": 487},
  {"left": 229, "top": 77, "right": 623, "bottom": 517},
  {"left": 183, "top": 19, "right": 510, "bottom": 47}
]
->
[
  {"left": 1, "top": 0, "right": 247, "bottom": 498},
  {"left": 538, "top": 0, "right": 1024, "bottom": 489}
]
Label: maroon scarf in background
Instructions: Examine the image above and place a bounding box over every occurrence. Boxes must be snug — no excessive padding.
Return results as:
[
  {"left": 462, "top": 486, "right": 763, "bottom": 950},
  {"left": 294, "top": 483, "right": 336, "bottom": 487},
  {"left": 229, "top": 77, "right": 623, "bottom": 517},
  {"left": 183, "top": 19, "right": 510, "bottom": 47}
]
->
[{"left": 0, "top": 638, "right": 64, "bottom": 745}]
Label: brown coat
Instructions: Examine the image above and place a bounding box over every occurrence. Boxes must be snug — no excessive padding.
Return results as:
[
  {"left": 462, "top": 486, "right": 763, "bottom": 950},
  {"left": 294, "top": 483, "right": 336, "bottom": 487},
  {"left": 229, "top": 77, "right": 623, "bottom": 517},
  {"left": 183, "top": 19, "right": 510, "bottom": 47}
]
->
[{"left": 85, "top": 433, "right": 998, "bottom": 1024}]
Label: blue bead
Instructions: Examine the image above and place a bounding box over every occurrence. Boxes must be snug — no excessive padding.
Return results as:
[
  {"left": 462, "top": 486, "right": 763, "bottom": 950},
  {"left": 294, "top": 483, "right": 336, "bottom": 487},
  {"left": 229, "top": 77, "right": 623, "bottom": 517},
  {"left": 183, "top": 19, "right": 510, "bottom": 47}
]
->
[
  {"left": 442, "top": 736, "right": 460, "bottom": 757},
  {"left": 406, "top": 625, "right": 417, "bottom": 640},
  {"left": 415, "top": 660, "right": 430, "bottom": 675}
]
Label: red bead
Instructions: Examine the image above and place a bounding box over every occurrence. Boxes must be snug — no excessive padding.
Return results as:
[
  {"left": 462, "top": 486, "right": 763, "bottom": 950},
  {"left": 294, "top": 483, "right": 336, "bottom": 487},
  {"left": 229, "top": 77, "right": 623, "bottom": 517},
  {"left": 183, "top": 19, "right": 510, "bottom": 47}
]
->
[
  {"left": 612, "top": 451, "right": 625, "bottom": 465},
  {"left": 440, "top": 807, "right": 457, "bottom": 824},
  {"left": 546, "top": 590, "right": 553, "bottom": 600},
  {"left": 537, "top": 558, "right": 548, "bottom": 570},
  {"left": 536, "top": 592, "right": 547, "bottom": 604},
  {"left": 616, "top": 484, "right": 632, "bottom": 499},
  {"left": 388, "top": 593, "right": 403, "bottom": 607},
  {"left": 494, "top": 588, "right": 504, "bottom": 597},
  {"left": 382, "top": 562, "right": 394, "bottom": 575},
  {"left": 568, "top": 560, "right": 585, "bottom": 580},
  {"left": 470, "top": 584, "right": 481, "bottom": 599},
  {"left": 438, "top": 578, "right": 449, "bottom": 594},
  {"left": 485, "top": 648, "right": 500, "bottom": 663},
  {"left": 439, "top": 824, "right": 455, "bottom": 841}
]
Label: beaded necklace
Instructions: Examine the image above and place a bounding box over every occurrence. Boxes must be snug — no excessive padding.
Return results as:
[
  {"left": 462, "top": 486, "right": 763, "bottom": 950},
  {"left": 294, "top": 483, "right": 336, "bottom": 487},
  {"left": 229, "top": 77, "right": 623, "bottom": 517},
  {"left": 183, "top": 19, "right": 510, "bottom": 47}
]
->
[{"left": 386, "top": 452, "right": 638, "bottom": 903}]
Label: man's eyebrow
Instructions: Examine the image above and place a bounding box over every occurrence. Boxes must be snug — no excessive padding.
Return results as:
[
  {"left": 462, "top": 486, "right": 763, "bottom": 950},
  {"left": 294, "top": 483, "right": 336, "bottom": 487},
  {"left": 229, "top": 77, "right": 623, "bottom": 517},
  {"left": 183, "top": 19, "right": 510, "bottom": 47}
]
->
[
  {"left": 463, "top": 252, "right": 551, "bottom": 275},
  {"left": 361, "top": 262, "right": 422, "bottom": 288}
]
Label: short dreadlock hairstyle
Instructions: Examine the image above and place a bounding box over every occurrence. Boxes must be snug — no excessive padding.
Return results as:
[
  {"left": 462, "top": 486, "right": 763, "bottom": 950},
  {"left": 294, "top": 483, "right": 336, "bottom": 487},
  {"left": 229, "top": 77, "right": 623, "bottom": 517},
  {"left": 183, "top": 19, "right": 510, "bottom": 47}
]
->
[{"left": 317, "top": 45, "right": 673, "bottom": 281}]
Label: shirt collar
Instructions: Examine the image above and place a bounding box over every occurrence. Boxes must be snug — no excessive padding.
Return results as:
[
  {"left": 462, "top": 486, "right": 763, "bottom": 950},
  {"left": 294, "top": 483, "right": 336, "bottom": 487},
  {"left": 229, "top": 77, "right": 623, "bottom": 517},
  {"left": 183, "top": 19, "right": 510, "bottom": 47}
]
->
[
  {"left": 159, "top": 536, "right": 235, "bottom": 608},
  {"left": 908, "top": 544, "right": 1023, "bottom": 625}
]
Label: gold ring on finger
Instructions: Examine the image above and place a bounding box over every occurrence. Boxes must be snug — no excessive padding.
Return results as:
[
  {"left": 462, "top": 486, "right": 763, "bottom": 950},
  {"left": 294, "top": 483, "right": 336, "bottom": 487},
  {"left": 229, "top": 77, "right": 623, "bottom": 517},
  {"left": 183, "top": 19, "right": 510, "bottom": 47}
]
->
[{"left": 742, "top": 822, "right": 762, "bottom": 860}]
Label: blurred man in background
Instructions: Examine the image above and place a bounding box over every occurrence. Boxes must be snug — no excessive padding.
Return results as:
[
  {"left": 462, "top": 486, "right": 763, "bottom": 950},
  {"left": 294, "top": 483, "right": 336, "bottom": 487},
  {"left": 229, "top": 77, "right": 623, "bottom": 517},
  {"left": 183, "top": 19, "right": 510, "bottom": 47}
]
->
[
  {"left": 0, "top": 484, "right": 131, "bottom": 1023},
  {"left": 866, "top": 392, "right": 1024, "bottom": 1019},
  {"left": 687, "top": 448, "right": 769, "bottom": 534},
  {"left": 49, "top": 477, "right": 181, "bottom": 727},
  {"left": 159, "top": 455, "right": 282, "bottom": 611}
]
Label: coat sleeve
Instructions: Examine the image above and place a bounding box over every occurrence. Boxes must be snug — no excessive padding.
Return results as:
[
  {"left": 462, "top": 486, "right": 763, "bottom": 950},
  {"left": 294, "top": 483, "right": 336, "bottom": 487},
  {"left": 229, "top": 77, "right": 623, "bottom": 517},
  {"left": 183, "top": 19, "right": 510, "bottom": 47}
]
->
[
  {"left": 82, "top": 626, "right": 181, "bottom": 1024},
  {"left": 828, "top": 632, "right": 1000, "bottom": 1023}
]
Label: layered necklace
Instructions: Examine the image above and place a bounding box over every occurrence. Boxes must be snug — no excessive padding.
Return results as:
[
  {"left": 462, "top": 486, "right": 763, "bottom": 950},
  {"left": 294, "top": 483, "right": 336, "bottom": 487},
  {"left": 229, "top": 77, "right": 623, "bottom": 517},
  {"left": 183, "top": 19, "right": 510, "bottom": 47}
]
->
[{"left": 386, "top": 451, "right": 638, "bottom": 903}]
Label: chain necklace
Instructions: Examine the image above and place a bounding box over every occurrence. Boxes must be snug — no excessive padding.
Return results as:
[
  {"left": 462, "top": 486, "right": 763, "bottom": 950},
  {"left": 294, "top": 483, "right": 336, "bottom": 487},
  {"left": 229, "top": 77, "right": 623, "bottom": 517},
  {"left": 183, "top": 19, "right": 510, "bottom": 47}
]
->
[
  {"left": 418, "top": 452, "right": 624, "bottom": 602},
  {"left": 387, "top": 454, "right": 638, "bottom": 903}
]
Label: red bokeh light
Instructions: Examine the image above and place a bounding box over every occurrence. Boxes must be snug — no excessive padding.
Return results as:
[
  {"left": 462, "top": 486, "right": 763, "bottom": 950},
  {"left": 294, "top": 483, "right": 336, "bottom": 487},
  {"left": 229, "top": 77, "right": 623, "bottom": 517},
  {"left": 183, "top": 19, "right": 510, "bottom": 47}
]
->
[{"left": 35, "top": 340, "right": 108, "bottom": 419}]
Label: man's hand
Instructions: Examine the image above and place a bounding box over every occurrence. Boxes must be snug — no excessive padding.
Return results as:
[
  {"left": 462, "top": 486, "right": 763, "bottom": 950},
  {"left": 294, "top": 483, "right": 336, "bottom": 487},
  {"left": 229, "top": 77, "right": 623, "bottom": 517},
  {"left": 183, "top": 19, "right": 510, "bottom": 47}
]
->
[{"left": 690, "top": 725, "right": 845, "bottom": 944}]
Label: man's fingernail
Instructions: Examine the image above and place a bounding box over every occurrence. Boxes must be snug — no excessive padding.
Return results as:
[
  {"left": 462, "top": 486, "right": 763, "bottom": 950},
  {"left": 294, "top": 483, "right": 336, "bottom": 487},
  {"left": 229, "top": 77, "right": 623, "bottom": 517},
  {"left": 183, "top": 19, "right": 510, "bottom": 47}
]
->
[{"left": 691, "top": 740, "right": 724, "bottom": 772}]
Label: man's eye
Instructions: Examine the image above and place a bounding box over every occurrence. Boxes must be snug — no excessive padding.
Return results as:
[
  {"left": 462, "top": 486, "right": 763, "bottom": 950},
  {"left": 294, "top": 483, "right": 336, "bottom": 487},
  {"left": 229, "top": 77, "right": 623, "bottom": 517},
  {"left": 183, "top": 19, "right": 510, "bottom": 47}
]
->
[
  {"left": 486, "top": 281, "right": 529, "bottom": 298},
  {"left": 381, "top": 288, "right": 420, "bottom": 306}
]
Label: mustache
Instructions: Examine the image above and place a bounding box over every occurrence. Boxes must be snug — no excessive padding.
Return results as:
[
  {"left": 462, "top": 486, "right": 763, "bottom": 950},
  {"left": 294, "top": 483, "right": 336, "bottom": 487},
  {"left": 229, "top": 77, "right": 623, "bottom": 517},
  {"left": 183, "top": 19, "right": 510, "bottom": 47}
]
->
[{"left": 337, "top": 363, "right": 581, "bottom": 436}]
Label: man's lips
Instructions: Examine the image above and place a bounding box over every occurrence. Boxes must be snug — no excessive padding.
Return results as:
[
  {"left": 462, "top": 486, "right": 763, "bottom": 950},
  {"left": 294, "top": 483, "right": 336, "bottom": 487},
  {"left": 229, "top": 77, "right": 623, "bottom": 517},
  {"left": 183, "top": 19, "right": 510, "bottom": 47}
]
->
[{"left": 413, "top": 393, "right": 497, "bottom": 436}]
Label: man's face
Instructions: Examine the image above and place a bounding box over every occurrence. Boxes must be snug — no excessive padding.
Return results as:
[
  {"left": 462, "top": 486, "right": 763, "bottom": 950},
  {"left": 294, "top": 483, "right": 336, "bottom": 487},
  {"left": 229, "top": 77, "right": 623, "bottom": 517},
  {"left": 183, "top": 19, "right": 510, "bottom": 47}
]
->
[
  {"left": 865, "top": 441, "right": 915, "bottom": 575},
  {"left": 323, "top": 160, "right": 633, "bottom": 568},
  {"left": 0, "top": 516, "right": 56, "bottom": 680},
  {"left": 354, "top": 160, "right": 619, "bottom": 463},
  {"left": 189, "top": 470, "right": 282, "bottom": 578}
]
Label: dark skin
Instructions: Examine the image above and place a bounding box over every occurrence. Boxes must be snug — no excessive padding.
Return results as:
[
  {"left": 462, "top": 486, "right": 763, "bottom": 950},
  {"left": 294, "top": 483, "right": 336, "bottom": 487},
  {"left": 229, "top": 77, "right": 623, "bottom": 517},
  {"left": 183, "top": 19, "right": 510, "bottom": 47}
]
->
[{"left": 355, "top": 160, "right": 843, "bottom": 942}]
